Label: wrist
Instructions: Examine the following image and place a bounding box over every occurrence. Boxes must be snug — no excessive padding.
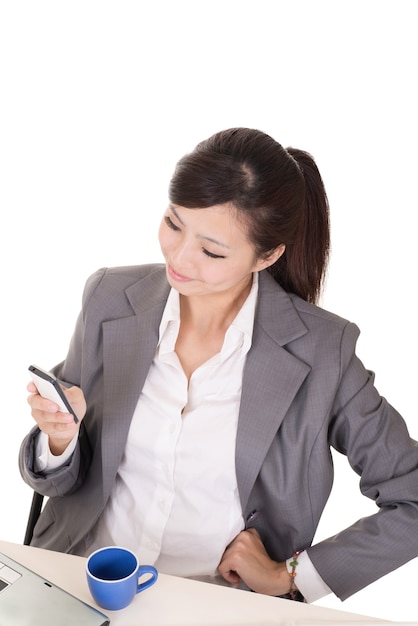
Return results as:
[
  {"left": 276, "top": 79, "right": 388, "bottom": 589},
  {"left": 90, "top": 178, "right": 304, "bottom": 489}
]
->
[
  {"left": 48, "top": 436, "right": 74, "bottom": 456},
  {"left": 269, "top": 561, "right": 294, "bottom": 597},
  {"left": 288, "top": 551, "right": 303, "bottom": 600}
]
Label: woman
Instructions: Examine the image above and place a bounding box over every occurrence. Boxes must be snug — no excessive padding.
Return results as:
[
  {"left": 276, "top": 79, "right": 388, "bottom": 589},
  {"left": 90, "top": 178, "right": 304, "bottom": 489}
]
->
[{"left": 20, "top": 127, "right": 418, "bottom": 604}]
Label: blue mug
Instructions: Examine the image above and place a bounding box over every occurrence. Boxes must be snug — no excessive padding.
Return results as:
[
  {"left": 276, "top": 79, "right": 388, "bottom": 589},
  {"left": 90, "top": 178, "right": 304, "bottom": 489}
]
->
[{"left": 86, "top": 546, "right": 158, "bottom": 611}]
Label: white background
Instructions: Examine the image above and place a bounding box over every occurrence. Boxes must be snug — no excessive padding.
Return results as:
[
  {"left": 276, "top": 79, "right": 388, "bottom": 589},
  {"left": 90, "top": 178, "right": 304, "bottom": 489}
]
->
[{"left": 0, "top": 1, "right": 417, "bottom": 622}]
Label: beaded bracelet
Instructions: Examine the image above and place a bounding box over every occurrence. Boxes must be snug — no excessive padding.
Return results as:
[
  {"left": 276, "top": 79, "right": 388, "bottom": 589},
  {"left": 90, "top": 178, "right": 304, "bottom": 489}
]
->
[{"left": 289, "top": 550, "right": 302, "bottom": 600}]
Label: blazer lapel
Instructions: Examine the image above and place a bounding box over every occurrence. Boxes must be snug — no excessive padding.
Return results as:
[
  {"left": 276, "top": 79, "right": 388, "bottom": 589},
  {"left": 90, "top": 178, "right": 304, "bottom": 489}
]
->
[
  {"left": 236, "top": 271, "right": 311, "bottom": 511},
  {"left": 100, "top": 269, "right": 170, "bottom": 494}
]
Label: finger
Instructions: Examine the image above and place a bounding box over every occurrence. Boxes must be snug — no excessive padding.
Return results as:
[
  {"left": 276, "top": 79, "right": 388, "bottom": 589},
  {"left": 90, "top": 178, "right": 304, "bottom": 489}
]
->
[
  {"left": 47, "top": 418, "right": 78, "bottom": 433},
  {"left": 60, "top": 386, "right": 87, "bottom": 422},
  {"left": 33, "top": 412, "right": 79, "bottom": 440},
  {"left": 27, "top": 392, "right": 63, "bottom": 415},
  {"left": 245, "top": 527, "right": 261, "bottom": 540},
  {"left": 219, "top": 568, "right": 241, "bottom": 585},
  {"left": 217, "top": 553, "right": 242, "bottom": 584},
  {"left": 36, "top": 410, "right": 75, "bottom": 425}
]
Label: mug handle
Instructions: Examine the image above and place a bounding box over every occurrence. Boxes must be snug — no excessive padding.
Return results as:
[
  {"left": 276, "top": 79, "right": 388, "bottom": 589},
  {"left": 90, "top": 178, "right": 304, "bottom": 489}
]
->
[{"left": 136, "top": 565, "right": 158, "bottom": 593}]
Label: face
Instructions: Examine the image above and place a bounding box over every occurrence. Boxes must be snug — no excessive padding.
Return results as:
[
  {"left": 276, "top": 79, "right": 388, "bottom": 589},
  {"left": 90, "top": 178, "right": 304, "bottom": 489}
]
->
[{"left": 158, "top": 203, "right": 283, "bottom": 299}]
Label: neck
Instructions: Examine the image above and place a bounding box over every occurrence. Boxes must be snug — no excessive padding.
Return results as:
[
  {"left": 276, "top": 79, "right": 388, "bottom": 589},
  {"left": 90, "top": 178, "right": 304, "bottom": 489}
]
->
[{"left": 180, "top": 275, "right": 253, "bottom": 333}]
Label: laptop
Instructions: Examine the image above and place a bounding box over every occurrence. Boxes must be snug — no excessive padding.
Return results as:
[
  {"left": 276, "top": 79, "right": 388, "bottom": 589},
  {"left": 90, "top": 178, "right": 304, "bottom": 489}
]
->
[{"left": 0, "top": 551, "right": 110, "bottom": 625}]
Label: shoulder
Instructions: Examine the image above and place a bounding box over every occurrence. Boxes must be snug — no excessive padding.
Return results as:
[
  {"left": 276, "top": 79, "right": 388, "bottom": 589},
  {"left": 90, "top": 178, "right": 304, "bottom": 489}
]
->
[
  {"left": 81, "top": 263, "right": 168, "bottom": 316},
  {"left": 85, "top": 263, "right": 166, "bottom": 289},
  {"left": 259, "top": 269, "right": 358, "bottom": 334},
  {"left": 285, "top": 296, "right": 364, "bottom": 386},
  {"left": 257, "top": 270, "right": 360, "bottom": 359},
  {"left": 83, "top": 263, "right": 165, "bottom": 295},
  {"left": 290, "top": 292, "right": 357, "bottom": 333}
]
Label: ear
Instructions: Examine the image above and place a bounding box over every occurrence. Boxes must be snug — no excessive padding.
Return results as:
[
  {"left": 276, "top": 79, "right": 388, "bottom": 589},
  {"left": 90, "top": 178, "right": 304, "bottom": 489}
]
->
[{"left": 255, "top": 244, "right": 286, "bottom": 272}]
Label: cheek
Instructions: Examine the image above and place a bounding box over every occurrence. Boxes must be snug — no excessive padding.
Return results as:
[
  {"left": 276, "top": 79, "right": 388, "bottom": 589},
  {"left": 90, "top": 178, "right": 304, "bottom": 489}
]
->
[
  {"left": 158, "top": 223, "right": 171, "bottom": 252},
  {"left": 200, "top": 263, "right": 241, "bottom": 287}
]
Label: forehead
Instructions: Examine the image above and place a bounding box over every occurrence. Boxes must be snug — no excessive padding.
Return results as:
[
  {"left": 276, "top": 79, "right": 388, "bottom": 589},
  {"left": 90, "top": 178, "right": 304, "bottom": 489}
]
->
[{"left": 170, "top": 203, "right": 251, "bottom": 243}]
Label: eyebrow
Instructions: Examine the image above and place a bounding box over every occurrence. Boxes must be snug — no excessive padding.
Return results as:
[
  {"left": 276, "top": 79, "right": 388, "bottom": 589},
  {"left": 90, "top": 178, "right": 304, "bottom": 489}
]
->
[{"left": 170, "top": 204, "right": 231, "bottom": 250}]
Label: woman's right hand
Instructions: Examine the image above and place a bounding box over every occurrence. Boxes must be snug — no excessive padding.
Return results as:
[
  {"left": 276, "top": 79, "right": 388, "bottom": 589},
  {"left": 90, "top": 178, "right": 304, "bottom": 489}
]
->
[{"left": 27, "top": 381, "right": 87, "bottom": 456}]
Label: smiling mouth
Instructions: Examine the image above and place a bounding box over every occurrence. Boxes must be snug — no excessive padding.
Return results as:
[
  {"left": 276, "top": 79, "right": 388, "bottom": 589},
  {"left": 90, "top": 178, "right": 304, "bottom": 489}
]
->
[{"left": 167, "top": 264, "right": 193, "bottom": 282}]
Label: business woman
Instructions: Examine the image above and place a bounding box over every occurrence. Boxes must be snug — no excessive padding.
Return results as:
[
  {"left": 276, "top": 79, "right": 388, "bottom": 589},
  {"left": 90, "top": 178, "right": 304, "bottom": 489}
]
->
[{"left": 20, "top": 128, "right": 418, "bottom": 603}]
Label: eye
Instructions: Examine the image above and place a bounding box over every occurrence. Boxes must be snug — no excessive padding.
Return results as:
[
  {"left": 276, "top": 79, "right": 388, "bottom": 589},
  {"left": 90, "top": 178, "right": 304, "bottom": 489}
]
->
[
  {"left": 164, "top": 216, "right": 180, "bottom": 231},
  {"left": 202, "top": 248, "right": 226, "bottom": 259}
]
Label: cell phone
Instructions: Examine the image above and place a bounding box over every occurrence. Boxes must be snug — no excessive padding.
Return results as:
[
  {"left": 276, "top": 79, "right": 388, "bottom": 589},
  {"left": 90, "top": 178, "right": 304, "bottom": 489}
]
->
[{"left": 28, "top": 365, "right": 79, "bottom": 423}]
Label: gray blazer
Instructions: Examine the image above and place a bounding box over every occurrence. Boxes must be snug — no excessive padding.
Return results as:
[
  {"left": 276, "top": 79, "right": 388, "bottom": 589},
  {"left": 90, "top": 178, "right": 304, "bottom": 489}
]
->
[{"left": 19, "top": 264, "right": 418, "bottom": 600}]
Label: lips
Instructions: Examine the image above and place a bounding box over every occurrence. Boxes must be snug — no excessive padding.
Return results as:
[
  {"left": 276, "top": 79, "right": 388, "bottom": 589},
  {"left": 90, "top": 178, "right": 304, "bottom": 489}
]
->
[{"left": 167, "top": 264, "right": 193, "bottom": 282}]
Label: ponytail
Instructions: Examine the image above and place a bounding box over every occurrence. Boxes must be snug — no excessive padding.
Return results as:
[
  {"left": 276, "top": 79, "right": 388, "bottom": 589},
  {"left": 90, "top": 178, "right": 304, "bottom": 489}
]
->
[{"left": 267, "top": 148, "right": 330, "bottom": 304}]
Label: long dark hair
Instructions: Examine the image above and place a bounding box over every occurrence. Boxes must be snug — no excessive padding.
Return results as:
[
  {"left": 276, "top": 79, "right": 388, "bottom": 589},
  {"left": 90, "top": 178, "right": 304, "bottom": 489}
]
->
[{"left": 169, "top": 128, "right": 330, "bottom": 304}]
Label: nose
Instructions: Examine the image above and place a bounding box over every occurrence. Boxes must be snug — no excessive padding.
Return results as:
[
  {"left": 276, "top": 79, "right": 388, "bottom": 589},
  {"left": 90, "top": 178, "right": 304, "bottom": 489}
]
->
[{"left": 170, "top": 239, "right": 194, "bottom": 269}]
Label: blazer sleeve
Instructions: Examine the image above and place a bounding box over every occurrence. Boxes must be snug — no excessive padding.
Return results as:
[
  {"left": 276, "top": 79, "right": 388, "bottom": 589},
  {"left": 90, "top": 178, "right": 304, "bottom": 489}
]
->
[
  {"left": 18, "top": 426, "right": 85, "bottom": 497},
  {"left": 307, "top": 323, "right": 418, "bottom": 600},
  {"left": 18, "top": 269, "right": 106, "bottom": 496}
]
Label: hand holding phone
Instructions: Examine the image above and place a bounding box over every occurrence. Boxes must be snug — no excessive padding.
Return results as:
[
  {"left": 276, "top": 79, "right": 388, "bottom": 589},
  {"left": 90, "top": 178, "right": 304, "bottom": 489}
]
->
[{"left": 28, "top": 365, "right": 79, "bottom": 424}]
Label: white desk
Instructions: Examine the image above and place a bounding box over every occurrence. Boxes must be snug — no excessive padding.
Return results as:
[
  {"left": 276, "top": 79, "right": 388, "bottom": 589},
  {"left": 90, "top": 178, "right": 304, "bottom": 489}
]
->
[{"left": 0, "top": 540, "right": 386, "bottom": 625}]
